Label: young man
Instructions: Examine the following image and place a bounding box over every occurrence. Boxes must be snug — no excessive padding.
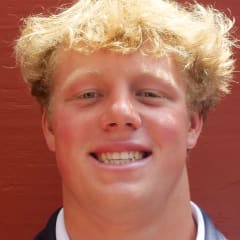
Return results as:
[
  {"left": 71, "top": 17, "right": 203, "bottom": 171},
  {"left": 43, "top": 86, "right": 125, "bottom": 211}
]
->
[{"left": 15, "top": 0, "right": 237, "bottom": 239}]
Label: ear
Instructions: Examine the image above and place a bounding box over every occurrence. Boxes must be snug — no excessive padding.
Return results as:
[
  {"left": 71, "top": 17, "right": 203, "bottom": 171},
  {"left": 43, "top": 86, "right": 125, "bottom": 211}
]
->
[
  {"left": 42, "top": 110, "right": 56, "bottom": 152},
  {"left": 187, "top": 112, "right": 203, "bottom": 150}
]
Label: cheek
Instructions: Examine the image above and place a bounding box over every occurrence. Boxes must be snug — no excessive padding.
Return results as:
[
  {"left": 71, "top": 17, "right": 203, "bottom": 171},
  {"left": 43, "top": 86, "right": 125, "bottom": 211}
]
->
[
  {"left": 53, "top": 107, "right": 89, "bottom": 144},
  {"left": 146, "top": 110, "right": 189, "bottom": 148},
  {"left": 54, "top": 116, "right": 77, "bottom": 144},
  {"left": 146, "top": 111, "right": 189, "bottom": 186},
  {"left": 51, "top": 109, "right": 86, "bottom": 169}
]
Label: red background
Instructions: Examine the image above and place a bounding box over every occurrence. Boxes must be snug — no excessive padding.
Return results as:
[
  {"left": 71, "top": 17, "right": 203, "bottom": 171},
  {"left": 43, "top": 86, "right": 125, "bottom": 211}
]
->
[{"left": 0, "top": 0, "right": 239, "bottom": 239}]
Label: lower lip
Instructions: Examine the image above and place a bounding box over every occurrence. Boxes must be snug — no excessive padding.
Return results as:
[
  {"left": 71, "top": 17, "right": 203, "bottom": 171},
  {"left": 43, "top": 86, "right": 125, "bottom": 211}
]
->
[{"left": 88, "top": 154, "right": 152, "bottom": 171}]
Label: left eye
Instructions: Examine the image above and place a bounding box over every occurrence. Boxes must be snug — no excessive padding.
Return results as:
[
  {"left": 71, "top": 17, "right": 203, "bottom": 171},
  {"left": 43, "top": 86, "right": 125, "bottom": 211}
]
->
[{"left": 135, "top": 90, "right": 162, "bottom": 98}]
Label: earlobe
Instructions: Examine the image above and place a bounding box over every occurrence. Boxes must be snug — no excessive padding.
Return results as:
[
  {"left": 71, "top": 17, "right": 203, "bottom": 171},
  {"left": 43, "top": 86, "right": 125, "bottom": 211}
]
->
[
  {"left": 42, "top": 111, "right": 56, "bottom": 152},
  {"left": 187, "top": 112, "right": 203, "bottom": 150}
]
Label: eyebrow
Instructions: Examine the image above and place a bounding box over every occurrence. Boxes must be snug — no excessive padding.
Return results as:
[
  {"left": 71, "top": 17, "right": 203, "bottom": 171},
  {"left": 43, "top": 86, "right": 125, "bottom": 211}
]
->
[
  {"left": 63, "top": 68, "right": 101, "bottom": 88},
  {"left": 137, "top": 69, "right": 177, "bottom": 88},
  {"left": 62, "top": 65, "right": 177, "bottom": 90}
]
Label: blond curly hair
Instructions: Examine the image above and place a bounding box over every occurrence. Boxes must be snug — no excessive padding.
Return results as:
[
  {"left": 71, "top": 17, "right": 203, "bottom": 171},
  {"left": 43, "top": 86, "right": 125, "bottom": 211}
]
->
[{"left": 15, "top": 0, "right": 238, "bottom": 118}]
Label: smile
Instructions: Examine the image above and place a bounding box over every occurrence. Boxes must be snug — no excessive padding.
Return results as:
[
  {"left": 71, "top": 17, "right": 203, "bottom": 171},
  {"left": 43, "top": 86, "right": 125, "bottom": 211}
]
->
[{"left": 90, "top": 151, "right": 151, "bottom": 165}]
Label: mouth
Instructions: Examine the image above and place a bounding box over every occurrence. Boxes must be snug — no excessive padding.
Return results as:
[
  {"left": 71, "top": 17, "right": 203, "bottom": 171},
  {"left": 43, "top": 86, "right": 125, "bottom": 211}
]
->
[{"left": 90, "top": 151, "right": 152, "bottom": 165}]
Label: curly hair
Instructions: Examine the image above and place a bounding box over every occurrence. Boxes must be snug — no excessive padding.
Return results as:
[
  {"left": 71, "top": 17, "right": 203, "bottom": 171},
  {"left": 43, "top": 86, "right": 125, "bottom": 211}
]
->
[{"left": 15, "top": 0, "right": 238, "bottom": 118}]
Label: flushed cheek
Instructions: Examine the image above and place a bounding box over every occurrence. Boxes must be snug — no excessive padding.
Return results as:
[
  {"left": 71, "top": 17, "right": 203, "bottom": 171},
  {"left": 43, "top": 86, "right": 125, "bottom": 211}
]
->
[
  {"left": 147, "top": 115, "right": 188, "bottom": 184},
  {"left": 54, "top": 113, "right": 78, "bottom": 144},
  {"left": 53, "top": 105, "right": 90, "bottom": 141},
  {"left": 147, "top": 112, "right": 188, "bottom": 147},
  {"left": 52, "top": 112, "right": 90, "bottom": 187},
  {"left": 146, "top": 112, "right": 189, "bottom": 170},
  {"left": 51, "top": 109, "right": 89, "bottom": 167}
]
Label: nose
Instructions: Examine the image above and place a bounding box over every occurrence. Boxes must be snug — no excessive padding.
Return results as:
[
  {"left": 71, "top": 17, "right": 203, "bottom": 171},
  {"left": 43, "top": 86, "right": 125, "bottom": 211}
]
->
[{"left": 100, "top": 95, "right": 142, "bottom": 131}]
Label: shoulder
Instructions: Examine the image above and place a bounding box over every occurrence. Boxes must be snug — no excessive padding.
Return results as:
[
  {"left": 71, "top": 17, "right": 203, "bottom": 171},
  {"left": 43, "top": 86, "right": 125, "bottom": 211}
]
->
[{"left": 33, "top": 208, "right": 61, "bottom": 240}]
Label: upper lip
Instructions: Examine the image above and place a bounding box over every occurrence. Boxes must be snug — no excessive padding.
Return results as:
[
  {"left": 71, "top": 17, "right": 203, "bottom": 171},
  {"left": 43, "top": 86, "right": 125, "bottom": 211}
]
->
[{"left": 89, "top": 142, "right": 152, "bottom": 154}]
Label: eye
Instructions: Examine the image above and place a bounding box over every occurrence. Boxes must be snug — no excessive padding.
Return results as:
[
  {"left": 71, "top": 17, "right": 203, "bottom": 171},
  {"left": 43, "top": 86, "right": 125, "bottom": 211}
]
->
[
  {"left": 78, "top": 91, "right": 100, "bottom": 99},
  {"left": 73, "top": 89, "right": 103, "bottom": 100},
  {"left": 135, "top": 89, "right": 165, "bottom": 98},
  {"left": 68, "top": 89, "right": 104, "bottom": 107},
  {"left": 135, "top": 89, "right": 168, "bottom": 106}
]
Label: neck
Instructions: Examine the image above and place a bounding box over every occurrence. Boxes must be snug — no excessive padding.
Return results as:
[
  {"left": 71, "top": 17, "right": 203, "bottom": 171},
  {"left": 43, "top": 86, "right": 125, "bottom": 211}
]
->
[{"left": 63, "top": 171, "right": 196, "bottom": 240}]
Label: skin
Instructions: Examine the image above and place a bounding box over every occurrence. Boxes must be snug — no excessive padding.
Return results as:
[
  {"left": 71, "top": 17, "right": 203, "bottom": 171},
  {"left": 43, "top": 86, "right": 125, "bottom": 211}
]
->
[{"left": 42, "top": 49, "right": 203, "bottom": 240}]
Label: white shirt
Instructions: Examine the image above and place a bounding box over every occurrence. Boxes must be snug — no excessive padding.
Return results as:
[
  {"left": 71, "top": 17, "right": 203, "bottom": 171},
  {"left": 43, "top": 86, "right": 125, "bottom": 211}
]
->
[{"left": 56, "top": 201, "right": 205, "bottom": 240}]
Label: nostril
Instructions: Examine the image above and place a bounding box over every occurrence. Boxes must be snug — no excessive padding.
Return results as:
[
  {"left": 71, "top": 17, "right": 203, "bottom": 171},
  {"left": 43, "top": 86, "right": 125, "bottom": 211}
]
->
[{"left": 109, "top": 122, "right": 117, "bottom": 127}]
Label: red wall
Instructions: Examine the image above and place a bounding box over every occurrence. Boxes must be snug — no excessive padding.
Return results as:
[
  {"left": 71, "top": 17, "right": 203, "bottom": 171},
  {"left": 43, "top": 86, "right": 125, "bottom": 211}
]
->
[{"left": 0, "top": 0, "right": 239, "bottom": 239}]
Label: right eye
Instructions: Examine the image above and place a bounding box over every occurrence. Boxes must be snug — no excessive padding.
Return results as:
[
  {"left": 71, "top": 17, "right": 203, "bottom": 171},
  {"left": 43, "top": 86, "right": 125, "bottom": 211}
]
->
[
  {"left": 77, "top": 91, "right": 101, "bottom": 99},
  {"left": 68, "top": 89, "right": 104, "bottom": 107}
]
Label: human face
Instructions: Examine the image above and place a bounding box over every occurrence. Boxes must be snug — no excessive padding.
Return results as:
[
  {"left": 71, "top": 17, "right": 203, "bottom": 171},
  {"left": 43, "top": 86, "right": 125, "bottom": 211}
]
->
[{"left": 42, "top": 49, "right": 202, "bottom": 217}]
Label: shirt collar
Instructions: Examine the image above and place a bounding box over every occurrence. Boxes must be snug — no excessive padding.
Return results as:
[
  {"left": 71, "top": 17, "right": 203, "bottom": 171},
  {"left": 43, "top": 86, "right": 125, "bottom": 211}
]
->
[
  {"left": 191, "top": 201, "right": 205, "bottom": 240},
  {"left": 56, "top": 208, "right": 69, "bottom": 240}
]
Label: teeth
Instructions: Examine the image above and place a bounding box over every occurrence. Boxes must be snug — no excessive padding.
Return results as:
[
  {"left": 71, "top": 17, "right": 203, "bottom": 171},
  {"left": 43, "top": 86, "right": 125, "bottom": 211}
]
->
[
  {"left": 97, "top": 151, "right": 144, "bottom": 165},
  {"left": 112, "top": 152, "right": 119, "bottom": 160}
]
